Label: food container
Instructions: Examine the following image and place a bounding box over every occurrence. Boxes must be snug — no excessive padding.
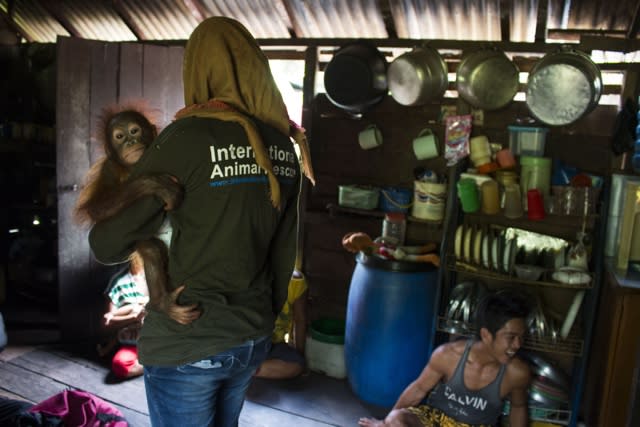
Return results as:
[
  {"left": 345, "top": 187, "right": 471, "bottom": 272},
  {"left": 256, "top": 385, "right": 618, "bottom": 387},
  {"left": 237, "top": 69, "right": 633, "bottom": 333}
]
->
[
  {"left": 508, "top": 126, "right": 548, "bottom": 156},
  {"left": 338, "top": 185, "right": 380, "bottom": 210}
]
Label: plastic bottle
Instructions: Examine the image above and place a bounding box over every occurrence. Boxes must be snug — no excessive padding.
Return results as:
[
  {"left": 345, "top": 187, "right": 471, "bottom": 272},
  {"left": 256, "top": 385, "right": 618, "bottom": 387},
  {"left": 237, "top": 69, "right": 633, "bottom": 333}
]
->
[{"left": 382, "top": 213, "right": 406, "bottom": 246}]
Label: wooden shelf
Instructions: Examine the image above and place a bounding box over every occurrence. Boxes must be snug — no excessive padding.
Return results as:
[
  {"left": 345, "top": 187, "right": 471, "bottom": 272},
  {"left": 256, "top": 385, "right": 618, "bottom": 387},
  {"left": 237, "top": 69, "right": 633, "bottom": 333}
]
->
[
  {"left": 437, "top": 317, "right": 584, "bottom": 357},
  {"left": 327, "top": 203, "right": 444, "bottom": 229},
  {"left": 448, "top": 257, "right": 594, "bottom": 290}
]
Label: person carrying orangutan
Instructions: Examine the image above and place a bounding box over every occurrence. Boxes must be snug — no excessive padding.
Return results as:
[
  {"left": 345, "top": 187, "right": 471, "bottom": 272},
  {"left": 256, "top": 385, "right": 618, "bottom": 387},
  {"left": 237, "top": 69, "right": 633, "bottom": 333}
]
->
[{"left": 88, "top": 16, "right": 315, "bottom": 427}]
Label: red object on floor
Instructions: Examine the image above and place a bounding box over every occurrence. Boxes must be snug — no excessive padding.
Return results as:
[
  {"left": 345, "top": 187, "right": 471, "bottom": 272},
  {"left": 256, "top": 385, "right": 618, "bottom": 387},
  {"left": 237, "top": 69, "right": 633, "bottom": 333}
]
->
[{"left": 112, "top": 345, "right": 139, "bottom": 378}]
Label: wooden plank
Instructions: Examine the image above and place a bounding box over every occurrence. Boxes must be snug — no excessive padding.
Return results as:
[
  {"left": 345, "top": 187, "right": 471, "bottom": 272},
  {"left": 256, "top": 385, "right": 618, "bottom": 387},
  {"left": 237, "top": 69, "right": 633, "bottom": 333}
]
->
[
  {"left": 119, "top": 43, "right": 144, "bottom": 101},
  {"left": 142, "top": 44, "right": 173, "bottom": 129},
  {"left": 56, "top": 37, "right": 98, "bottom": 343},
  {"left": 241, "top": 400, "right": 334, "bottom": 427},
  {"left": 247, "top": 373, "right": 382, "bottom": 427},
  {"left": 0, "top": 357, "right": 149, "bottom": 426},
  {"left": 165, "top": 45, "right": 185, "bottom": 124}
]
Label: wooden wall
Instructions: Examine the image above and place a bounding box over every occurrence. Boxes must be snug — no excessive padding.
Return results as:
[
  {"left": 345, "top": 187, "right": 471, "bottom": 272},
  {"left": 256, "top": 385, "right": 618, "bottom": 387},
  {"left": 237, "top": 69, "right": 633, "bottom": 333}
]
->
[
  {"left": 302, "top": 91, "right": 619, "bottom": 321},
  {"left": 56, "top": 37, "right": 184, "bottom": 342}
]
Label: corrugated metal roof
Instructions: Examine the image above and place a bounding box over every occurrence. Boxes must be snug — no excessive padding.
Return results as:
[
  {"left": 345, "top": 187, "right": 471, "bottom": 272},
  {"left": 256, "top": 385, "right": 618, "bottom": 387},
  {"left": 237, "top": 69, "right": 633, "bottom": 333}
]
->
[{"left": 1, "top": 0, "right": 639, "bottom": 48}]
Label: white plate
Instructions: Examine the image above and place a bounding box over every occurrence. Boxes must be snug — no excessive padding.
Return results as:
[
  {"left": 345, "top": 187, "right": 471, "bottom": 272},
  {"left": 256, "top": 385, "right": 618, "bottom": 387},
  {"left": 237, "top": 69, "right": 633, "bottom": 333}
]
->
[
  {"left": 473, "top": 228, "right": 484, "bottom": 265},
  {"left": 492, "top": 232, "right": 500, "bottom": 270},
  {"left": 482, "top": 231, "right": 491, "bottom": 269},
  {"left": 463, "top": 226, "right": 474, "bottom": 263},
  {"left": 552, "top": 267, "right": 592, "bottom": 285},
  {"left": 502, "top": 237, "right": 514, "bottom": 273},
  {"left": 454, "top": 225, "right": 464, "bottom": 260},
  {"left": 560, "top": 290, "right": 585, "bottom": 339}
]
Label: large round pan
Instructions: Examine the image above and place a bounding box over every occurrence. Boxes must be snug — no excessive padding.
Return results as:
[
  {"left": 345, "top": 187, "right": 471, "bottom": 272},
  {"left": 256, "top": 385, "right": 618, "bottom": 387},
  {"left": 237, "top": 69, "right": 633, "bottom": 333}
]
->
[
  {"left": 526, "top": 46, "right": 602, "bottom": 126},
  {"left": 387, "top": 46, "right": 448, "bottom": 106},
  {"left": 324, "top": 41, "right": 388, "bottom": 114},
  {"left": 456, "top": 48, "right": 519, "bottom": 110}
]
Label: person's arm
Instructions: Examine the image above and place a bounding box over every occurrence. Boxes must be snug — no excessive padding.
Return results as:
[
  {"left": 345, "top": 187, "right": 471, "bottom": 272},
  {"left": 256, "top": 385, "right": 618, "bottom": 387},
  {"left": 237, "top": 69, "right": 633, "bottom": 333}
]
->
[
  {"left": 391, "top": 345, "right": 448, "bottom": 410},
  {"left": 291, "top": 289, "right": 308, "bottom": 354},
  {"left": 507, "top": 387, "right": 529, "bottom": 427},
  {"left": 105, "top": 303, "right": 146, "bottom": 325},
  {"left": 507, "top": 359, "right": 531, "bottom": 427},
  {"left": 89, "top": 196, "right": 166, "bottom": 263}
]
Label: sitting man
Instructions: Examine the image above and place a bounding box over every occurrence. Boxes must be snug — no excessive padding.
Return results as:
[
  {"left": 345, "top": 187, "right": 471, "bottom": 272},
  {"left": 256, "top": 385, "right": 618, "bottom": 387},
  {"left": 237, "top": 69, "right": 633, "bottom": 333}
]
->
[
  {"left": 97, "top": 252, "right": 149, "bottom": 379},
  {"left": 359, "top": 289, "right": 531, "bottom": 427},
  {"left": 254, "top": 268, "right": 308, "bottom": 379}
]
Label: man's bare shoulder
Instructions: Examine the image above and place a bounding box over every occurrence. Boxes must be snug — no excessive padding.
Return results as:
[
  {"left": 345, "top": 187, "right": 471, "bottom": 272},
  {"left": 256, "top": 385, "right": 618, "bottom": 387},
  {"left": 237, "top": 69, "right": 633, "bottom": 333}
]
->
[
  {"left": 505, "top": 356, "right": 531, "bottom": 388},
  {"left": 431, "top": 340, "right": 467, "bottom": 367}
]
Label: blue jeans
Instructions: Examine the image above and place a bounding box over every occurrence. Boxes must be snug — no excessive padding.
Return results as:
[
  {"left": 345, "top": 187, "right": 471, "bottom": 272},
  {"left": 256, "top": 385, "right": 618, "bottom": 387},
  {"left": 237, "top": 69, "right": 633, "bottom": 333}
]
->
[{"left": 143, "top": 336, "right": 271, "bottom": 427}]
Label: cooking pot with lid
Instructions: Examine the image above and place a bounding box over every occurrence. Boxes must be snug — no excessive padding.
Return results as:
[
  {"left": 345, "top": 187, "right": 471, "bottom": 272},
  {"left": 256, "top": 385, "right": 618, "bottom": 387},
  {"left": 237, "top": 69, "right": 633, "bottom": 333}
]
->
[
  {"left": 387, "top": 46, "right": 448, "bottom": 106},
  {"left": 456, "top": 47, "right": 519, "bottom": 110},
  {"left": 324, "top": 41, "right": 388, "bottom": 114},
  {"left": 525, "top": 46, "right": 602, "bottom": 126}
]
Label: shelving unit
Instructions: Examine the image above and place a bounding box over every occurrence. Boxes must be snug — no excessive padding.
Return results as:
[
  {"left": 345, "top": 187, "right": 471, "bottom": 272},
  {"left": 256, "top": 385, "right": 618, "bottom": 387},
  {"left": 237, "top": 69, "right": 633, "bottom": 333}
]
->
[{"left": 441, "top": 176, "right": 609, "bottom": 427}]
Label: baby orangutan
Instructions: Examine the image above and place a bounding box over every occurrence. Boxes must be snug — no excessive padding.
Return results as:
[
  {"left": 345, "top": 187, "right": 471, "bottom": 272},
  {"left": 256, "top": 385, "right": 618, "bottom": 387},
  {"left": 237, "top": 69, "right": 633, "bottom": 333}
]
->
[{"left": 75, "top": 104, "right": 200, "bottom": 325}]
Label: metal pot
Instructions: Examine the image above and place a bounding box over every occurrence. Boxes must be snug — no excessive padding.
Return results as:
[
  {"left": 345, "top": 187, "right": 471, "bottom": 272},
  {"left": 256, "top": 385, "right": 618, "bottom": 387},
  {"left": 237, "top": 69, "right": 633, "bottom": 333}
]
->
[
  {"left": 387, "top": 46, "right": 448, "bottom": 106},
  {"left": 324, "top": 41, "right": 388, "bottom": 114},
  {"left": 526, "top": 46, "right": 602, "bottom": 126},
  {"left": 456, "top": 47, "right": 519, "bottom": 110}
]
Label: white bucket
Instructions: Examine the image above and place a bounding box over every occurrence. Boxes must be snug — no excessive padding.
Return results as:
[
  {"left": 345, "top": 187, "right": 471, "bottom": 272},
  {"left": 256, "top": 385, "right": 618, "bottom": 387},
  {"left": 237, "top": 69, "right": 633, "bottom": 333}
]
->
[
  {"left": 305, "top": 336, "right": 346, "bottom": 379},
  {"left": 412, "top": 181, "right": 447, "bottom": 221}
]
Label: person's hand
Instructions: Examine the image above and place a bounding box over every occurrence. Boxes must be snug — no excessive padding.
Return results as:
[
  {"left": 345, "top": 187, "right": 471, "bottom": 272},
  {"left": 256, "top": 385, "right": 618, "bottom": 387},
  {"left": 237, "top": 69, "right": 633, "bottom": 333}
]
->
[
  {"left": 165, "top": 285, "right": 202, "bottom": 325},
  {"left": 103, "top": 312, "right": 114, "bottom": 325}
]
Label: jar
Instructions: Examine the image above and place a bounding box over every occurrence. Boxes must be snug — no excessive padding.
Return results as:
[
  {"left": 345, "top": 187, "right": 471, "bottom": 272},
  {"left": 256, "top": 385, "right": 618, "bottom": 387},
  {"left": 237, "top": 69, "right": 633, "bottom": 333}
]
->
[{"left": 382, "top": 213, "right": 406, "bottom": 246}]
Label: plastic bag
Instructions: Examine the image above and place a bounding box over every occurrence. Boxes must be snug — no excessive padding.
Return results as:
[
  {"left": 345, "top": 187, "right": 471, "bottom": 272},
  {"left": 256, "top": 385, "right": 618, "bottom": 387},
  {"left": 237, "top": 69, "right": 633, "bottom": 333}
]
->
[{"left": 444, "top": 115, "right": 472, "bottom": 166}]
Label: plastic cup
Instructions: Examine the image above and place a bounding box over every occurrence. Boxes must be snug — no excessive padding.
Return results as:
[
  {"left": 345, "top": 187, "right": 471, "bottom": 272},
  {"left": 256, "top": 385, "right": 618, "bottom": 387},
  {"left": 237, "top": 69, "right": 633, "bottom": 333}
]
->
[{"left": 527, "top": 189, "right": 545, "bottom": 220}]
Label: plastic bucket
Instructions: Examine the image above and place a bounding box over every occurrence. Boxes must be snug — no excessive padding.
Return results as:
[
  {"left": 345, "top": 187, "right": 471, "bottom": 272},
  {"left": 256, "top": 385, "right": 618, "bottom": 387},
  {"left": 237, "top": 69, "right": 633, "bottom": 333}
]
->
[
  {"left": 345, "top": 253, "right": 438, "bottom": 407},
  {"left": 412, "top": 181, "right": 447, "bottom": 221},
  {"left": 379, "top": 187, "right": 413, "bottom": 213}
]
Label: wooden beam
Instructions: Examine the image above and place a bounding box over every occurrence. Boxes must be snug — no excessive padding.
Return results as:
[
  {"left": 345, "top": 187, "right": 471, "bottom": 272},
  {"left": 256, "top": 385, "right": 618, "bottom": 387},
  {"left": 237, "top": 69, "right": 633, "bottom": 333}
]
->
[
  {"left": 628, "top": 0, "right": 640, "bottom": 40},
  {"left": 111, "top": 0, "right": 144, "bottom": 41},
  {"left": 534, "top": 0, "right": 549, "bottom": 42},
  {"left": 181, "top": 0, "right": 206, "bottom": 23},
  {"left": 580, "top": 35, "right": 640, "bottom": 53},
  {"left": 38, "top": 1, "right": 80, "bottom": 38},
  {"left": 0, "top": 8, "right": 30, "bottom": 42},
  {"left": 281, "top": 0, "right": 303, "bottom": 38}
]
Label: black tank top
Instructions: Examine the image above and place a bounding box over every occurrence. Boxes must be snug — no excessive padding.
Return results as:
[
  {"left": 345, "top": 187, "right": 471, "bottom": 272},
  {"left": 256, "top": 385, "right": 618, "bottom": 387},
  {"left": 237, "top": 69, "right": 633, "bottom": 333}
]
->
[{"left": 426, "top": 340, "right": 506, "bottom": 425}]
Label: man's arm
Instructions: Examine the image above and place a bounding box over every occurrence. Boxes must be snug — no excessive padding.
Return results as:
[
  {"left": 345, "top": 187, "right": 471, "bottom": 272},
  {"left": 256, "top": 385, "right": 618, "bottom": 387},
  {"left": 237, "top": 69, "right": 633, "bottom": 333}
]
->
[
  {"left": 507, "top": 358, "right": 531, "bottom": 427},
  {"left": 391, "top": 345, "right": 448, "bottom": 410},
  {"left": 507, "top": 386, "right": 529, "bottom": 427}
]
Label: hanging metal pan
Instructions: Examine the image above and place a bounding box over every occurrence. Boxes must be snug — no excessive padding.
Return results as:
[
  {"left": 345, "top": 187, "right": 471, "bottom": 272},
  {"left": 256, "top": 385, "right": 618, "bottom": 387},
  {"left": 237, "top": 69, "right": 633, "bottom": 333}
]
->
[
  {"left": 456, "top": 47, "right": 519, "bottom": 110},
  {"left": 323, "top": 41, "right": 388, "bottom": 114},
  {"left": 525, "top": 46, "right": 602, "bottom": 126},
  {"left": 387, "top": 46, "right": 448, "bottom": 106}
]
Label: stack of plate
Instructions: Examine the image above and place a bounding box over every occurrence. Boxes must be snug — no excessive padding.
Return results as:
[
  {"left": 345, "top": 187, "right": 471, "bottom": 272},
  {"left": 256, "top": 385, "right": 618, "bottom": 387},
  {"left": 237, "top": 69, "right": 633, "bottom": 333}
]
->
[{"left": 454, "top": 224, "right": 517, "bottom": 275}]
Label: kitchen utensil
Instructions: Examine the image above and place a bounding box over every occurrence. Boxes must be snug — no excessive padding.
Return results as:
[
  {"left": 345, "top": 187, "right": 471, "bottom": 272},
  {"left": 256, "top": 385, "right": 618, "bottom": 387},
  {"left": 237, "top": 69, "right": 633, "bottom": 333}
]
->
[
  {"left": 456, "top": 47, "right": 519, "bottom": 110},
  {"left": 552, "top": 267, "right": 591, "bottom": 285},
  {"left": 454, "top": 224, "right": 464, "bottom": 259},
  {"left": 324, "top": 41, "right": 388, "bottom": 114},
  {"left": 473, "top": 227, "right": 484, "bottom": 265},
  {"left": 463, "top": 225, "right": 474, "bottom": 263},
  {"left": 387, "top": 46, "right": 448, "bottom": 106},
  {"left": 527, "top": 189, "right": 545, "bottom": 221},
  {"left": 526, "top": 46, "right": 602, "bottom": 126},
  {"left": 560, "top": 290, "right": 585, "bottom": 338},
  {"left": 515, "top": 264, "right": 546, "bottom": 281},
  {"left": 412, "top": 128, "right": 440, "bottom": 160},
  {"left": 358, "top": 124, "right": 383, "bottom": 149}
]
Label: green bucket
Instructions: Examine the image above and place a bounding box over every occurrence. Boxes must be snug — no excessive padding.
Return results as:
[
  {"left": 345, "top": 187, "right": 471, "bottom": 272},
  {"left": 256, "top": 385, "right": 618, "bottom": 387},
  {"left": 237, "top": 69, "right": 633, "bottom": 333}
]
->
[{"left": 310, "top": 318, "right": 345, "bottom": 345}]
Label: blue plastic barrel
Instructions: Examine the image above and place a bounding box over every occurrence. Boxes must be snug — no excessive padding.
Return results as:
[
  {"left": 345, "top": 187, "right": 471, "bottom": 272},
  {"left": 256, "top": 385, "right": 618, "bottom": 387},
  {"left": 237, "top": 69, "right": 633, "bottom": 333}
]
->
[{"left": 345, "top": 253, "right": 438, "bottom": 407}]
